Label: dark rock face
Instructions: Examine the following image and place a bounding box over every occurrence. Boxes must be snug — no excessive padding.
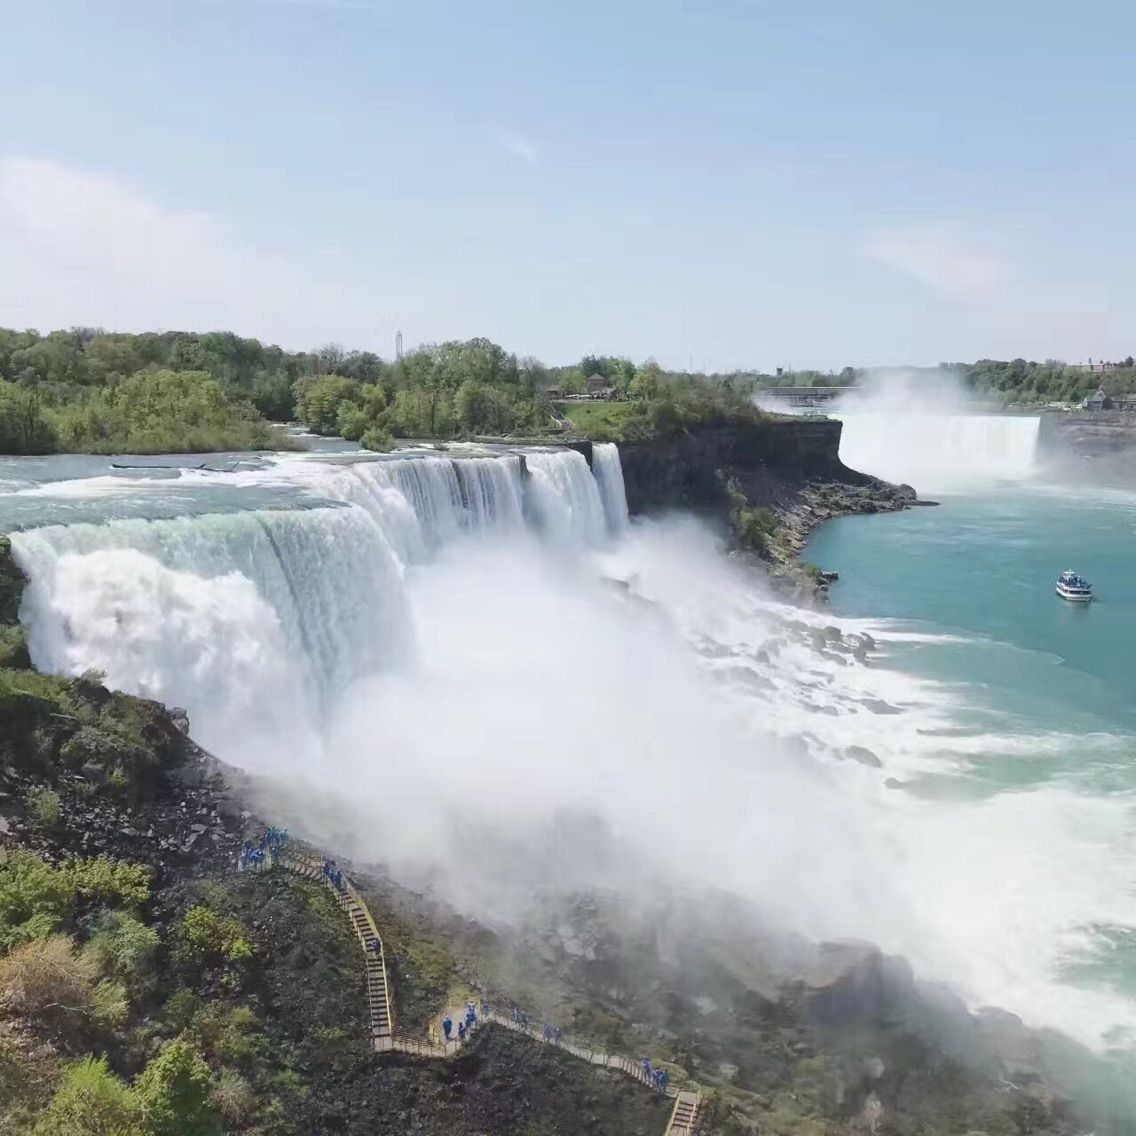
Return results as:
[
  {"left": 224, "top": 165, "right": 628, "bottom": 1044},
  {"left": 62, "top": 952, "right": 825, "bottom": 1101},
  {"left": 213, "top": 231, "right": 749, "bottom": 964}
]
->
[
  {"left": 0, "top": 535, "right": 27, "bottom": 625},
  {"left": 1038, "top": 411, "right": 1136, "bottom": 476},
  {"left": 617, "top": 417, "right": 872, "bottom": 517}
]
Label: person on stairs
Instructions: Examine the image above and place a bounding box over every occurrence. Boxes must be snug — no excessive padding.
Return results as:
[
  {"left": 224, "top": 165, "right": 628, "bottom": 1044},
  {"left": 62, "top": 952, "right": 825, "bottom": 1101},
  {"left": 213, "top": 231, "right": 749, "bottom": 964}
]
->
[{"left": 442, "top": 1016, "right": 453, "bottom": 1041}]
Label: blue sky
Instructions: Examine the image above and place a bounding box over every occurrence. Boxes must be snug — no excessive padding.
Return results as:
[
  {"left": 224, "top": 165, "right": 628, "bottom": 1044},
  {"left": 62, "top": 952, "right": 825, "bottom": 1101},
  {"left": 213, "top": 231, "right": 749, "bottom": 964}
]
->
[{"left": 1, "top": 0, "right": 1133, "bottom": 369}]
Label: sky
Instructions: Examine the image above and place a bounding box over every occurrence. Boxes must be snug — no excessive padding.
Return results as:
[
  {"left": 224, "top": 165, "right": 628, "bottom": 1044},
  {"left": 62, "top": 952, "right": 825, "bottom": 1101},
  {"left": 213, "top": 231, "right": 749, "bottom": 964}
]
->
[{"left": 1, "top": 0, "right": 1134, "bottom": 371}]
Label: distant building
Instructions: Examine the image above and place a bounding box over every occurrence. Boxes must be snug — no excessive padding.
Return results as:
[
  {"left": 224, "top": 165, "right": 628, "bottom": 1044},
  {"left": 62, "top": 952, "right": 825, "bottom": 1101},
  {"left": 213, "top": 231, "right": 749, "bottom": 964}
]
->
[
  {"left": 543, "top": 384, "right": 564, "bottom": 400},
  {"left": 1082, "top": 388, "right": 1114, "bottom": 410},
  {"left": 586, "top": 372, "right": 614, "bottom": 395}
]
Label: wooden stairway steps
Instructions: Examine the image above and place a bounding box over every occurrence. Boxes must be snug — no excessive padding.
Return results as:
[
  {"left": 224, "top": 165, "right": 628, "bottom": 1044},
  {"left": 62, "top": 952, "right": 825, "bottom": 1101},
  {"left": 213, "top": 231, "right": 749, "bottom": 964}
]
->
[
  {"left": 665, "top": 1091, "right": 701, "bottom": 1135},
  {"left": 265, "top": 848, "right": 700, "bottom": 1132}
]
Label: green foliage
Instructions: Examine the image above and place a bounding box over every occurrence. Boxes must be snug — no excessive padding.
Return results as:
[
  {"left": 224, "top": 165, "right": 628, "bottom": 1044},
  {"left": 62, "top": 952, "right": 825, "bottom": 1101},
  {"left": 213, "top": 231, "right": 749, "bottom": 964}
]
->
[
  {"left": 49, "top": 370, "right": 287, "bottom": 454},
  {"left": 60, "top": 857, "right": 152, "bottom": 910},
  {"left": 360, "top": 426, "right": 394, "bottom": 452},
  {"left": 161, "top": 988, "right": 199, "bottom": 1032},
  {"left": 336, "top": 402, "right": 369, "bottom": 441},
  {"left": 734, "top": 506, "right": 779, "bottom": 554},
  {"left": 83, "top": 911, "right": 159, "bottom": 984},
  {"left": 0, "top": 624, "right": 31, "bottom": 669},
  {"left": 26, "top": 786, "right": 62, "bottom": 830},
  {"left": 176, "top": 906, "right": 254, "bottom": 965},
  {"left": 0, "top": 850, "right": 152, "bottom": 952},
  {"left": 190, "top": 1004, "right": 263, "bottom": 1065},
  {"left": 209, "top": 1069, "right": 257, "bottom": 1125},
  {"left": 0, "top": 851, "right": 76, "bottom": 951},
  {"left": 0, "top": 382, "right": 56, "bottom": 454},
  {"left": 33, "top": 1055, "right": 140, "bottom": 1136},
  {"left": 559, "top": 401, "right": 647, "bottom": 442},
  {"left": 294, "top": 375, "right": 359, "bottom": 435},
  {"left": 134, "top": 1039, "right": 221, "bottom": 1136}
]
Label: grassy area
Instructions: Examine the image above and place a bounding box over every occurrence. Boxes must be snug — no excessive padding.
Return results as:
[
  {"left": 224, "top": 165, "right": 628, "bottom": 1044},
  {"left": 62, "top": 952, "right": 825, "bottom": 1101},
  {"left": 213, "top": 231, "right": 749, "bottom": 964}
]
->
[{"left": 554, "top": 401, "right": 643, "bottom": 440}]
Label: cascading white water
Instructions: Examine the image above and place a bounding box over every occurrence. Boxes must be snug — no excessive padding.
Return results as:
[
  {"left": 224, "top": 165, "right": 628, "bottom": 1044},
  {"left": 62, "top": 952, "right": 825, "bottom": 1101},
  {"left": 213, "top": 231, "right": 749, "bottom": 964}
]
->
[
  {"left": 10, "top": 441, "right": 1136, "bottom": 1062},
  {"left": 9, "top": 448, "right": 620, "bottom": 759},
  {"left": 592, "top": 443, "right": 630, "bottom": 536},
  {"left": 523, "top": 449, "right": 608, "bottom": 545},
  {"left": 837, "top": 412, "right": 1041, "bottom": 491}
]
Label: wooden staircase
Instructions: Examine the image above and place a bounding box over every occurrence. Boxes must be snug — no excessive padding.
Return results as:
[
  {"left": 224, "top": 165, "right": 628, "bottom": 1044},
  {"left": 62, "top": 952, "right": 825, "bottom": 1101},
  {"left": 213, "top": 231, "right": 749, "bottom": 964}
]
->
[
  {"left": 276, "top": 853, "right": 394, "bottom": 1045},
  {"left": 665, "top": 1091, "right": 702, "bottom": 1136},
  {"left": 259, "top": 848, "right": 702, "bottom": 1133}
]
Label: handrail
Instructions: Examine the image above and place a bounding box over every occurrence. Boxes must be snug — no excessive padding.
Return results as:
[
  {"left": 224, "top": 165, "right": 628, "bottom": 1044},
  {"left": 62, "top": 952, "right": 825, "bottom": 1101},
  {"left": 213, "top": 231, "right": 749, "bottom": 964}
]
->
[{"left": 254, "top": 847, "right": 701, "bottom": 1131}]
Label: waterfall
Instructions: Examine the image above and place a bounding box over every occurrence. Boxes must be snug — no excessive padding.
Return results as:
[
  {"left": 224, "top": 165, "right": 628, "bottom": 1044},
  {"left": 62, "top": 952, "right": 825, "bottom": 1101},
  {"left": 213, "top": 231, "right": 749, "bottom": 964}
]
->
[
  {"left": 523, "top": 450, "right": 608, "bottom": 546},
  {"left": 592, "top": 443, "right": 630, "bottom": 535},
  {"left": 8, "top": 447, "right": 629, "bottom": 761},
  {"left": 837, "top": 412, "right": 1041, "bottom": 490}
]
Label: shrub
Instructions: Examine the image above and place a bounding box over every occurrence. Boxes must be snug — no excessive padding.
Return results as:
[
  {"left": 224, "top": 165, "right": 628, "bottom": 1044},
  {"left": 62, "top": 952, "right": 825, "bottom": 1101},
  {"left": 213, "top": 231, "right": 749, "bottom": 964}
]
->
[
  {"left": 0, "top": 850, "right": 75, "bottom": 951},
  {"left": 161, "top": 988, "right": 198, "bottom": 1032},
  {"left": 134, "top": 1038, "right": 221, "bottom": 1136},
  {"left": 733, "top": 506, "right": 779, "bottom": 554},
  {"left": 83, "top": 911, "right": 159, "bottom": 985},
  {"left": 26, "top": 787, "right": 61, "bottom": 831},
  {"left": 209, "top": 1069, "right": 257, "bottom": 1124},
  {"left": 0, "top": 935, "right": 98, "bottom": 1036},
  {"left": 60, "top": 858, "right": 152, "bottom": 910},
  {"left": 360, "top": 425, "right": 394, "bottom": 452},
  {"left": 0, "top": 625, "right": 30, "bottom": 669},
  {"left": 336, "top": 402, "right": 369, "bottom": 441},
  {"left": 32, "top": 1055, "right": 139, "bottom": 1136},
  {"left": 176, "top": 906, "right": 254, "bottom": 965},
  {"left": 0, "top": 851, "right": 151, "bottom": 953}
]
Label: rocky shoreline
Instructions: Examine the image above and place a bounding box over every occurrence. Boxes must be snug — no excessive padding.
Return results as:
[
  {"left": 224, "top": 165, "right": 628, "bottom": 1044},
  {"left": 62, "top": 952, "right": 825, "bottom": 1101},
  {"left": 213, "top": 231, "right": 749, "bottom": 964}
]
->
[{"left": 767, "top": 477, "right": 920, "bottom": 600}]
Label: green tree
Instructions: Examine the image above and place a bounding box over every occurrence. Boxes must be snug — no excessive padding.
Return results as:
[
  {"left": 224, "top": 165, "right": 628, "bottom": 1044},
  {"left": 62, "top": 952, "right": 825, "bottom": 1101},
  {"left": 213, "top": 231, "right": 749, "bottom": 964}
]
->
[
  {"left": 295, "top": 375, "right": 359, "bottom": 434},
  {"left": 33, "top": 1056, "right": 140, "bottom": 1136},
  {"left": 630, "top": 360, "right": 662, "bottom": 400},
  {"left": 134, "top": 1039, "right": 220, "bottom": 1136},
  {"left": 0, "top": 383, "right": 56, "bottom": 454}
]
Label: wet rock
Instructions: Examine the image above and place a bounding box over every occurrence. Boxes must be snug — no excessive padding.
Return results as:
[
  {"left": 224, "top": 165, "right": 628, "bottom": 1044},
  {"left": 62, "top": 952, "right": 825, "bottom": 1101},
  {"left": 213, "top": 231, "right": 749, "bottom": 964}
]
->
[
  {"left": 860, "top": 698, "right": 902, "bottom": 715},
  {"left": 823, "top": 626, "right": 842, "bottom": 644},
  {"left": 844, "top": 745, "right": 882, "bottom": 768},
  {"left": 883, "top": 777, "right": 905, "bottom": 790}
]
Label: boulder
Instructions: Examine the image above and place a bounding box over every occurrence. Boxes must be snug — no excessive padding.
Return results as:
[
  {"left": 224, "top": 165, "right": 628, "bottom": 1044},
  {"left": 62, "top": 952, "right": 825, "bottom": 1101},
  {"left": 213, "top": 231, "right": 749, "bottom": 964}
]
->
[
  {"left": 844, "top": 745, "right": 882, "bottom": 768},
  {"left": 860, "top": 699, "right": 902, "bottom": 715}
]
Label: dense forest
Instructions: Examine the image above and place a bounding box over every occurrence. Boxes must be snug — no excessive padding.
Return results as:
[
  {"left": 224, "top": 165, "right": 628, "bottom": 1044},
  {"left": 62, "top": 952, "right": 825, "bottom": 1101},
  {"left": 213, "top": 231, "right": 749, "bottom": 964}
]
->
[
  {"left": 0, "top": 329, "right": 766, "bottom": 454},
  {"left": 2, "top": 326, "right": 1132, "bottom": 456},
  {"left": 954, "top": 358, "right": 1136, "bottom": 404}
]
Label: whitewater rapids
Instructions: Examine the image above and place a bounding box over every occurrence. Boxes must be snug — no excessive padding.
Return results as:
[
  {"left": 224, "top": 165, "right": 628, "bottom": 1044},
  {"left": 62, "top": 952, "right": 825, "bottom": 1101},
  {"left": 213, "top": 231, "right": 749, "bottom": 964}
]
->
[{"left": 4, "top": 441, "right": 1135, "bottom": 1053}]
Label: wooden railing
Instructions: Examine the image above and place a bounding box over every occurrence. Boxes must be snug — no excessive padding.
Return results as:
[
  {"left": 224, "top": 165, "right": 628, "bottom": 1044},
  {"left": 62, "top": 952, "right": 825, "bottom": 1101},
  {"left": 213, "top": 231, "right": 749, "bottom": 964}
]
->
[{"left": 249, "top": 846, "right": 701, "bottom": 1132}]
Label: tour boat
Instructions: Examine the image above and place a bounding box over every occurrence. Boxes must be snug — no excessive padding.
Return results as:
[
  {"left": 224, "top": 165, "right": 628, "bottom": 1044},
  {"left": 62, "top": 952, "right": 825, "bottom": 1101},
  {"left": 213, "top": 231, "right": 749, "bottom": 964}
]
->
[{"left": 1056, "top": 570, "right": 1093, "bottom": 602}]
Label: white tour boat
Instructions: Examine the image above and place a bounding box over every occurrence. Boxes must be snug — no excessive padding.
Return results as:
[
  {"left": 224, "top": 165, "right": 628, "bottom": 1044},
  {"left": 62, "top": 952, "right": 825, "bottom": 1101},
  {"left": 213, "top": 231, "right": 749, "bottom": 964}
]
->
[{"left": 1056, "top": 570, "right": 1093, "bottom": 602}]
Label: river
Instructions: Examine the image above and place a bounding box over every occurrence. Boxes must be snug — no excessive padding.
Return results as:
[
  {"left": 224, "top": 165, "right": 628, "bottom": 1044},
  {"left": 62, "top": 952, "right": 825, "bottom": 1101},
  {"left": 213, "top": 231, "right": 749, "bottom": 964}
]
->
[
  {"left": 2, "top": 428, "right": 1135, "bottom": 1081},
  {"left": 808, "top": 411, "right": 1136, "bottom": 1058}
]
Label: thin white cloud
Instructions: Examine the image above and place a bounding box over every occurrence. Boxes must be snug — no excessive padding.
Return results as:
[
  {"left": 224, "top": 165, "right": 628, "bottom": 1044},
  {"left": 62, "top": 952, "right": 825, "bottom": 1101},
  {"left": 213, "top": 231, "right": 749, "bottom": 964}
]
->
[
  {"left": 865, "top": 226, "right": 1011, "bottom": 296},
  {"left": 0, "top": 156, "right": 374, "bottom": 347},
  {"left": 498, "top": 131, "right": 539, "bottom": 167}
]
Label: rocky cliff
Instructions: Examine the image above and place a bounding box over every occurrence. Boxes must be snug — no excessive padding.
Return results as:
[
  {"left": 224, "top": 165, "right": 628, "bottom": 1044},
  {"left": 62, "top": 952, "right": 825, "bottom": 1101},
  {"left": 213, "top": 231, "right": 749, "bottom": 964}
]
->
[
  {"left": 1038, "top": 411, "right": 1136, "bottom": 476},
  {"left": 616, "top": 416, "right": 873, "bottom": 516}
]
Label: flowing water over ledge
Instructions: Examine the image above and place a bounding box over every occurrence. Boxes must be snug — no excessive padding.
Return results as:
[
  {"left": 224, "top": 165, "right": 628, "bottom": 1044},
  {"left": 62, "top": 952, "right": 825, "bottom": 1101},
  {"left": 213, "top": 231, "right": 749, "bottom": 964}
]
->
[{"left": 2, "top": 441, "right": 1135, "bottom": 1066}]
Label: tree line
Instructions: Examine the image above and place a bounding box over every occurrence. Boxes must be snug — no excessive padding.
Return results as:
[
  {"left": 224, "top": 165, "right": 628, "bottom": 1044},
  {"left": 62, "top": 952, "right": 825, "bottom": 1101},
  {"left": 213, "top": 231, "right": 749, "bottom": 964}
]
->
[{"left": 4, "top": 324, "right": 1117, "bottom": 456}]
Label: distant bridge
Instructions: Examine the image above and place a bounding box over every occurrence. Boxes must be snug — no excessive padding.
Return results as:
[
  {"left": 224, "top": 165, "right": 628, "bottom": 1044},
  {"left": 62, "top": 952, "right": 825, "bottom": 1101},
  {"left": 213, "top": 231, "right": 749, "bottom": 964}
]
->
[{"left": 757, "top": 386, "right": 848, "bottom": 406}]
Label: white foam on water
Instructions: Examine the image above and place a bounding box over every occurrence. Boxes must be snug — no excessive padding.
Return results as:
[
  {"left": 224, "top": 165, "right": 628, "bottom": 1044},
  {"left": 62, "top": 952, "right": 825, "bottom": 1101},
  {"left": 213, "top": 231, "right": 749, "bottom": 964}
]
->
[{"left": 7, "top": 446, "right": 1136, "bottom": 1052}]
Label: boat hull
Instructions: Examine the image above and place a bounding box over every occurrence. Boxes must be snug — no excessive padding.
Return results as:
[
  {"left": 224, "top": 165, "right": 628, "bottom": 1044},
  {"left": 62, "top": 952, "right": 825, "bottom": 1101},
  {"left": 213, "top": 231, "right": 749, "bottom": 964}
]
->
[{"left": 1056, "top": 586, "right": 1092, "bottom": 602}]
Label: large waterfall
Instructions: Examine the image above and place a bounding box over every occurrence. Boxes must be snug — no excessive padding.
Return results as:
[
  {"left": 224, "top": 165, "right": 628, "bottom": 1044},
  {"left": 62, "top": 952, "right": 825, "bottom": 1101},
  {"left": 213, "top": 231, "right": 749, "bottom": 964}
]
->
[
  {"left": 10, "top": 448, "right": 621, "bottom": 763},
  {"left": 837, "top": 412, "right": 1041, "bottom": 490},
  {"left": 7, "top": 438, "right": 1136, "bottom": 1059}
]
